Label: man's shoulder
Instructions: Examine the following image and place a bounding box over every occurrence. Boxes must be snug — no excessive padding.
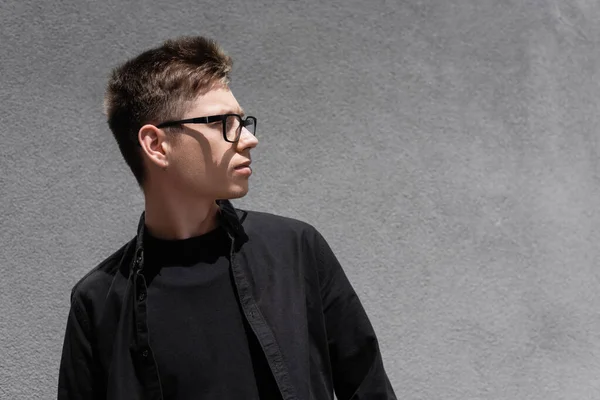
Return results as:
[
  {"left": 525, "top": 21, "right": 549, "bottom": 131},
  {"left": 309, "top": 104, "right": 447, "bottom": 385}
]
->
[
  {"left": 237, "top": 208, "right": 333, "bottom": 254},
  {"left": 70, "top": 238, "right": 135, "bottom": 302},
  {"left": 239, "top": 208, "right": 319, "bottom": 237}
]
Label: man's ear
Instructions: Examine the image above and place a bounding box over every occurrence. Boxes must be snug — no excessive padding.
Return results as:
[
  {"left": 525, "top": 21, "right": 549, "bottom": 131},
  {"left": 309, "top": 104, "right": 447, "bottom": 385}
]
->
[{"left": 139, "top": 124, "right": 170, "bottom": 169}]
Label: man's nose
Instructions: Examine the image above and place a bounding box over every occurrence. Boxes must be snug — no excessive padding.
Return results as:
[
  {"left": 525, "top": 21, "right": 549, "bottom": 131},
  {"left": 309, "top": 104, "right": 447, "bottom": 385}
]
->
[{"left": 238, "top": 127, "right": 258, "bottom": 149}]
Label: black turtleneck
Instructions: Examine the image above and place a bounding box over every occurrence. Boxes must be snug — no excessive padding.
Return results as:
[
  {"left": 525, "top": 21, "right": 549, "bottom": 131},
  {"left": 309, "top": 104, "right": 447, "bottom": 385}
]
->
[{"left": 142, "top": 224, "right": 277, "bottom": 400}]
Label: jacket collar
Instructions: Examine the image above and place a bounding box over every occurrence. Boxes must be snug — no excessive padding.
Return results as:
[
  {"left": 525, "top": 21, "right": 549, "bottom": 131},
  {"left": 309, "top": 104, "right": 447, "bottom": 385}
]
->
[{"left": 131, "top": 199, "right": 247, "bottom": 272}]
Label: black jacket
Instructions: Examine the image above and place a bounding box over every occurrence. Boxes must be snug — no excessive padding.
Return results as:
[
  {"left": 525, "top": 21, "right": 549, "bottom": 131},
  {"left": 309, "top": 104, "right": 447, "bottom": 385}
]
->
[{"left": 58, "top": 200, "right": 397, "bottom": 399}]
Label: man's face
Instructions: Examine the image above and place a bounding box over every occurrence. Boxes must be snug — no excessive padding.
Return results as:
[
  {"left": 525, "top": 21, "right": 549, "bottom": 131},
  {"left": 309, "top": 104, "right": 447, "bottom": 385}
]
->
[{"left": 163, "top": 86, "right": 259, "bottom": 200}]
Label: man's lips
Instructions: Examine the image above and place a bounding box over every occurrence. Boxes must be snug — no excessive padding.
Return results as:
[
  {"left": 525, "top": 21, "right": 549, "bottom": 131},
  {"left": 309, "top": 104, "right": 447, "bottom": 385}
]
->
[
  {"left": 233, "top": 161, "right": 252, "bottom": 176},
  {"left": 234, "top": 161, "right": 251, "bottom": 169}
]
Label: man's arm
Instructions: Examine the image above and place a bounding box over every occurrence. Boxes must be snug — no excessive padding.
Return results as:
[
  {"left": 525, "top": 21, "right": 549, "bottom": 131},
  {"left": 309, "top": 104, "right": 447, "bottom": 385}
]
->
[
  {"left": 57, "top": 290, "right": 100, "bottom": 399},
  {"left": 314, "top": 229, "right": 397, "bottom": 400}
]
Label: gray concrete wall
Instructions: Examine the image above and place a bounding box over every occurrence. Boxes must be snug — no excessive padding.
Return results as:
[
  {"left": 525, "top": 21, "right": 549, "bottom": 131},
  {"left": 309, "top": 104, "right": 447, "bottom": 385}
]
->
[{"left": 2, "top": 0, "right": 600, "bottom": 398}]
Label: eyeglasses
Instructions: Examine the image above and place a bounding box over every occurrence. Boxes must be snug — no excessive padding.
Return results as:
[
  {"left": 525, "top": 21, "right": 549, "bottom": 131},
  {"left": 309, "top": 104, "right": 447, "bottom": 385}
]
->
[{"left": 156, "top": 114, "right": 257, "bottom": 143}]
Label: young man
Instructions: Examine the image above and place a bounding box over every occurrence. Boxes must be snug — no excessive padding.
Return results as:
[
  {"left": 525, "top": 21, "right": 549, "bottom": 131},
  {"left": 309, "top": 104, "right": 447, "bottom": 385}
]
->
[{"left": 58, "top": 36, "right": 396, "bottom": 400}]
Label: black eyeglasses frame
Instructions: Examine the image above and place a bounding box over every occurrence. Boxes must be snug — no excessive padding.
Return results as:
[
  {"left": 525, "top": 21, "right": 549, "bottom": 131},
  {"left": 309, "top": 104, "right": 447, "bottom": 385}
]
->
[{"left": 155, "top": 113, "right": 257, "bottom": 143}]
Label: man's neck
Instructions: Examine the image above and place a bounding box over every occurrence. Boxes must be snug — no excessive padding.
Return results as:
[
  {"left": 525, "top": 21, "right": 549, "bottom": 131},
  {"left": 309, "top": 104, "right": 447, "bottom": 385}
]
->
[{"left": 143, "top": 192, "right": 220, "bottom": 241}]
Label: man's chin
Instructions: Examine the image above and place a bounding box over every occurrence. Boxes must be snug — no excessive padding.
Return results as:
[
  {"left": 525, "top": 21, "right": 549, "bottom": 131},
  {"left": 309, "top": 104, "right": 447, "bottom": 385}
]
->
[{"left": 220, "top": 188, "right": 250, "bottom": 200}]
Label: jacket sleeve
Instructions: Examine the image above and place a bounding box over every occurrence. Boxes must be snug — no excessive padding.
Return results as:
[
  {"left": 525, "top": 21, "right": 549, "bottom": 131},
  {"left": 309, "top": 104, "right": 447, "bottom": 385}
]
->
[
  {"left": 314, "top": 229, "right": 397, "bottom": 400},
  {"left": 57, "top": 289, "right": 101, "bottom": 400}
]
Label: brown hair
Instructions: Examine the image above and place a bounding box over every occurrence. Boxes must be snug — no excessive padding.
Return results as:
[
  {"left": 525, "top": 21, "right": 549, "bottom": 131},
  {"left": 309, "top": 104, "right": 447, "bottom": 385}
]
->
[{"left": 104, "top": 36, "right": 233, "bottom": 186}]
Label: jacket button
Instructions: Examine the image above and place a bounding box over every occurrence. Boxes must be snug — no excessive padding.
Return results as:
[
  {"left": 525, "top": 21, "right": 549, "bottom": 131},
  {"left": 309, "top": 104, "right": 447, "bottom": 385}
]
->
[
  {"left": 142, "top": 349, "right": 149, "bottom": 358},
  {"left": 138, "top": 292, "right": 146, "bottom": 301}
]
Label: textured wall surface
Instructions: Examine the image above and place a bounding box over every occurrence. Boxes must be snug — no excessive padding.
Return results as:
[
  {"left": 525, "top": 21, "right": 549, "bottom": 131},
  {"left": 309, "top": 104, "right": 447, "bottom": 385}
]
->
[{"left": 2, "top": 0, "right": 600, "bottom": 398}]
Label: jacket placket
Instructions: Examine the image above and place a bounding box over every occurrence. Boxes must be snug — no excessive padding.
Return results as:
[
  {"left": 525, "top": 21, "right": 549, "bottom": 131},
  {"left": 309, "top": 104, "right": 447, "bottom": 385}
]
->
[
  {"left": 226, "top": 232, "right": 298, "bottom": 400},
  {"left": 131, "top": 248, "right": 163, "bottom": 399}
]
